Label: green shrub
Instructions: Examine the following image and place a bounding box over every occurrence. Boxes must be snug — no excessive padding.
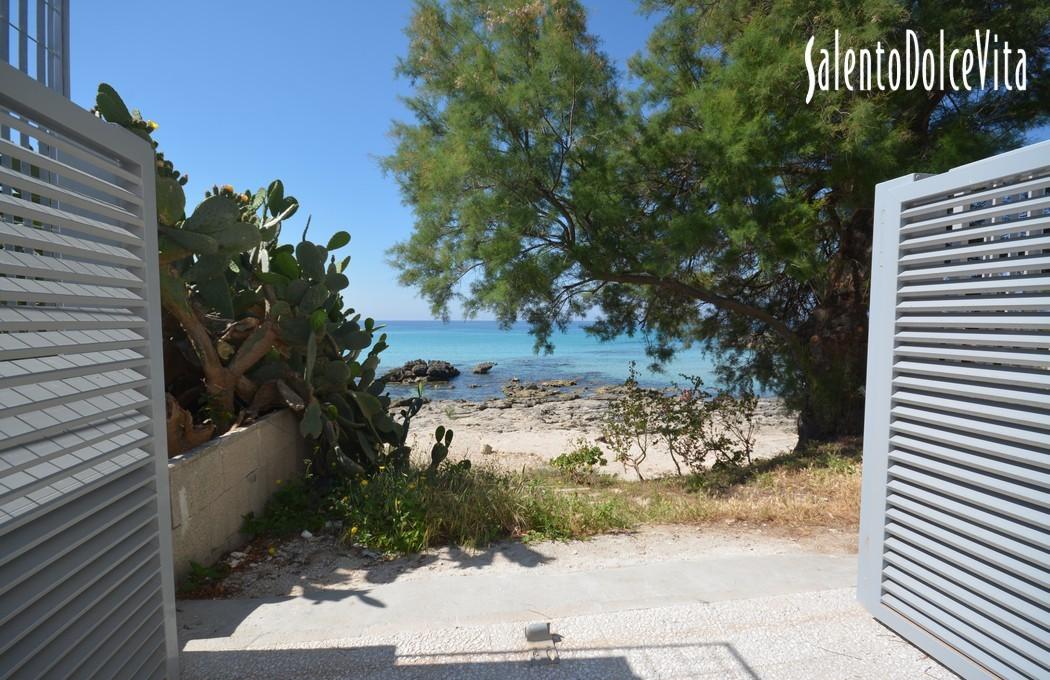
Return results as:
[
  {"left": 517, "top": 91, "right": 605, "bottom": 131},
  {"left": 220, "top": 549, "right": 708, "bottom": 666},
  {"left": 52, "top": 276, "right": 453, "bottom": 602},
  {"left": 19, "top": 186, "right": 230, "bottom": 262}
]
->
[
  {"left": 242, "top": 477, "right": 329, "bottom": 538},
  {"left": 601, "top": 365, "right": 759, "bottom": 479},
  {"left": 324, "top": 462, "right": 635, "bottom": 554},
  {"left": 549, "top": 438, "right": 608, "bottom": 482}
]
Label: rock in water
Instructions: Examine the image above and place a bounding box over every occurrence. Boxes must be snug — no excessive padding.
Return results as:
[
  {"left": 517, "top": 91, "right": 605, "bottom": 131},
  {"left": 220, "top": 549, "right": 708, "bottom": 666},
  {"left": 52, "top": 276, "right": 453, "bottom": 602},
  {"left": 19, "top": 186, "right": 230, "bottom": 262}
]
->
[
  {"left": 382, "top": 359, "right": 461, "bottom": 383},
  {"left": 473, "top": 361, "right": 496, "bottom": 375}
]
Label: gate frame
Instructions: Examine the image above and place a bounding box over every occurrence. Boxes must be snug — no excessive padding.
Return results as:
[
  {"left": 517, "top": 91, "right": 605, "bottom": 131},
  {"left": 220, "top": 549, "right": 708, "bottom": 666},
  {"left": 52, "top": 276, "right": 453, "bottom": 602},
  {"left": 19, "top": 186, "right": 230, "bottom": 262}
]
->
[{"left": 858, "top": 139, "right": 1050, "bottom": 680}]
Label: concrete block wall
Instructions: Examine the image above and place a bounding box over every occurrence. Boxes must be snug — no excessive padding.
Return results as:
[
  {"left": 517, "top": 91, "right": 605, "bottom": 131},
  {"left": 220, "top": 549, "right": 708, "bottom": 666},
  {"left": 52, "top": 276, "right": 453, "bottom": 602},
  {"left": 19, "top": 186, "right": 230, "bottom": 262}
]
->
[{"left": 168, "top": 409, "right": 309, "bottom": 582}]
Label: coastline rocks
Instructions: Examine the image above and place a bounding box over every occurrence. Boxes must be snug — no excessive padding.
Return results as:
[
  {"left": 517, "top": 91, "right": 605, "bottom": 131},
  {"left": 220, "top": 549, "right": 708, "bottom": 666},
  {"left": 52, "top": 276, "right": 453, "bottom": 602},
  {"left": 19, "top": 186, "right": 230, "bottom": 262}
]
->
[
  {"left": 382, "top": 359, "right": 461, "bottom": 383},
  {"left": 472, "top": 362, "right": 496, "bottom": 375}
]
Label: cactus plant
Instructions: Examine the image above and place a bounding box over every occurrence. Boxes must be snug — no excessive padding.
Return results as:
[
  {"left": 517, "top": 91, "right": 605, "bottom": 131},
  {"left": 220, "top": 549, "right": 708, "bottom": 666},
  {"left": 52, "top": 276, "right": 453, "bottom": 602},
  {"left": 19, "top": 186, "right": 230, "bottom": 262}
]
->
[{"left": 95, "top": 84, "right": 435, "bottom": 474}]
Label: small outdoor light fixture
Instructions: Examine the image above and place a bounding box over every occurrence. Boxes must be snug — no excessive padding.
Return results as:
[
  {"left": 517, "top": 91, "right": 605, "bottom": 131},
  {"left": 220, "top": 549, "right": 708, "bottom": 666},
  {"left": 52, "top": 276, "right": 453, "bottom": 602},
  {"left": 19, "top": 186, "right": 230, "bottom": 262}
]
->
[
  {"left": 524, "top": 621, "right": 552, "bottom": 642},
  {"left": 524, "top": 621, "right": 560, "bottom": 664}
]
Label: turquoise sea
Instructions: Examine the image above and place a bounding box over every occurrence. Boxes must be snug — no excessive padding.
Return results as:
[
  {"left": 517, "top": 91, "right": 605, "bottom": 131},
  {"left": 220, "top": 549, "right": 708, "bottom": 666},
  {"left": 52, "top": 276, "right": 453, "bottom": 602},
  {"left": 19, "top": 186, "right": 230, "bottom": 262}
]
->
[{"left": 376, "top": 320, "right": 722, "bottom": 401}]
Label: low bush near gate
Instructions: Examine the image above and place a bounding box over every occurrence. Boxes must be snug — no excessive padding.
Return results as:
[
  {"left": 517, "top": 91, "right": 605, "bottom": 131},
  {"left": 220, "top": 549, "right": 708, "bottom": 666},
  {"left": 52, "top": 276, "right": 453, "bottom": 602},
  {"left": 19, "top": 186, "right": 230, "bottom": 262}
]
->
[
  {"left": 601, "top": 365, "right": 759, "bottom": 480},
  {"left": 94, "top": 84, "right": 441, "bottom": 476}
]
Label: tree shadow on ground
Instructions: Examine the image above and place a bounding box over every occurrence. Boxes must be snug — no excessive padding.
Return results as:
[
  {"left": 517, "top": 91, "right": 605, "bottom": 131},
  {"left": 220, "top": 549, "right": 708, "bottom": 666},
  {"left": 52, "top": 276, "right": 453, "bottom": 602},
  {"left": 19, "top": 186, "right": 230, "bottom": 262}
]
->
[
  {"left": 180, "top": 641, "right": 761, "bottom": 679},
  {"left": 359, "top": 538, "right": 552, "bottom": 585}
]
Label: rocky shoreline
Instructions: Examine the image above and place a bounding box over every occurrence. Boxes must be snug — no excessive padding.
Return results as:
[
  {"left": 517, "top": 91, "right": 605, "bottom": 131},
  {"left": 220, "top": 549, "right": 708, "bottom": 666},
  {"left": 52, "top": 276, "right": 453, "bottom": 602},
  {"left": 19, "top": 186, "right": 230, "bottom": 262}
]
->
[{"left": 399, "top": 379, "right": 798, "bottom": 479}]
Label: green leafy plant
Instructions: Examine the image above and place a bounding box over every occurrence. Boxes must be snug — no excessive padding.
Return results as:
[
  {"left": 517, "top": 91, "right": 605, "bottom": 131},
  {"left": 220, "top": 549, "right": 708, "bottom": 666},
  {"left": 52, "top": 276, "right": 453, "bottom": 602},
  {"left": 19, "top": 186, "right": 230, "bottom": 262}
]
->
[
  {"left": 95, "top": 84, "right": 430, "bottom": 475},
  {"left": 601, "top": 364, "right": 664, "bottom": 480},
  {"left": 182, "top": 560, "right": 230, "bottom": 594},
  {"left": 241, "top": 477, "right": 329, "bottom": 538},
  {"left": 550, "top": 438, "right": 608, "bottom": 482}
]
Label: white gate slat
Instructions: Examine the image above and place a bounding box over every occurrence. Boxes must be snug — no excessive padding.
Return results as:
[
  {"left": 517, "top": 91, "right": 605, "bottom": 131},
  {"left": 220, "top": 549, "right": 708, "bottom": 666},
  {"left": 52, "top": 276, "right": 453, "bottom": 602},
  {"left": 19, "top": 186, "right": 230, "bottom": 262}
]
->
[
  {"left": 893, "top": 330, "right": 1050, "bottom": 349},
  {"left": 891, "top": 375, "right": 1050, "bottom": 410},
  {"left": 882, "top": 569, "right": 1047, "bottom": 678},
  {"left": 883, "top": 550, "right": 1047, "bottom": 643},
  {"left": 889, "top": 419, "right": 1048, "bottom": 469},
  {"left": 0, "top": 350, "right": 147, "bottom": 390},
  {"left": 0, "top": 307, "right": 147, "bottom": 332},
  {"left": 0, "top": 137, "right": 143, "bottom": 208},
  {"left": 893, "top": 359, "right": 1050, "bottom": 390},
  {"left": 0, "top": 165, "right": 142, "bottom": 225},
  {"left": 0, "top": 249, "right": 144, "bottom": 288},
  {"left": 0, "top": 107, "right": 142, "bottom": 186},
  {"left": 892, "top": 390, "right": 1050, "bottom": 430},
  {"left": 860, "top": 141, "right": 1050, "bottom": 680},
  {"left": 900, "top": 214, "right": 1050, "bottom": 249},
  {"left": 895, "top": 315, "right": 1050, "bottom": 331},
  {"left": 899, "top": 193, "right": 1050, "bottom": 235},
  {"left": 892, "top": 343, "right": 1050, "bottom": 367},
  {"left": 0, "top": 221, "right": 141, "bottom": 266},
  {"left": 897, "top": 254, "right": 1050, "bottom": 281},
  {"left": 899, "top": 276, "right": 1050, "bottom": 297},
  {"left": 0, "top": 278, "right": 144, "bottom": 306},
  {"left": 886, "top": 479, "right": 1047, "bottom": 548},
  {"left": 898, "top": 297, "right": 1050, "bottom": 313},
  {"left": 0, "top": 192, "right": 142, "bottom": 245},
  {"left": 0, "top": 413, "right": 150, "bottom": 476},
  {"left": 899, "top": 175, "right": 1050, "bottom": 220},
  {"left": 898, "top": 234, "right": 1050, "bottom": 265},
  {"left": 0, "top": 329, "right": 145, "bottom": 361}
]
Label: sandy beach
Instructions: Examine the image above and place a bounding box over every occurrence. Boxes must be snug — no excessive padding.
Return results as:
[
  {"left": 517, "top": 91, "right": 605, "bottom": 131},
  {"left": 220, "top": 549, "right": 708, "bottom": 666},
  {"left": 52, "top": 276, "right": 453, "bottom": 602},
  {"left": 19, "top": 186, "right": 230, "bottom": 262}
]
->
[{"left": 402, "top": 381, "right": 798, "bottom": 479}]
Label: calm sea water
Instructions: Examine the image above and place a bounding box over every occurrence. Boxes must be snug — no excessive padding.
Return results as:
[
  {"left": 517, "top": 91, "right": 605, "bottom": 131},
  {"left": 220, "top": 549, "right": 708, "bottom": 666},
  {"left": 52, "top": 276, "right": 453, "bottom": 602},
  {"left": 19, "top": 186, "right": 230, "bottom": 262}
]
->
[{"left": 376, "top": 320, "right": 721, "bottom": 401}]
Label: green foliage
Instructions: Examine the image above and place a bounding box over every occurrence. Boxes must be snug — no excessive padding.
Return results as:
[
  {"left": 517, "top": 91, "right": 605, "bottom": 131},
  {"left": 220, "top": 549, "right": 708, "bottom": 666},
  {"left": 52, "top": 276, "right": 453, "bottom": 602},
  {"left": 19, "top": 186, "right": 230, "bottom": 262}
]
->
[
  {"left": 95, "top": 84, "right": 432, "bottom": 474},
  {"left": 601, "top": 365, "right": 758, "bottom": 480},
  {"left": 181, "top": 560, "right": 230, "bottom": 594},
  {"left": 241, "top": 478, "right": 328, "bottom": 538},
  {"left": 320, "top": 462, "right": 632, "bottom": 553},
  {"left": 549, "top": 438, "right": 608, "bottom": 482},
  {"left": 386, "top": 0, "right": 1050, "bottom": 441},
  {"left": 600, "top": 365, "right": 663, "bottom": 480}
]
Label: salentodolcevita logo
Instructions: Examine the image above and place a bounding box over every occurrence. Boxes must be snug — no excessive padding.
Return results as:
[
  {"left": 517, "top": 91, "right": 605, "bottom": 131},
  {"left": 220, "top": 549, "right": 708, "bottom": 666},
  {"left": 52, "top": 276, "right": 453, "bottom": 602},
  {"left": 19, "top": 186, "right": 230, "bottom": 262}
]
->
[{"left": 805, "top": 30, "right": 1029, "bottom": 103}]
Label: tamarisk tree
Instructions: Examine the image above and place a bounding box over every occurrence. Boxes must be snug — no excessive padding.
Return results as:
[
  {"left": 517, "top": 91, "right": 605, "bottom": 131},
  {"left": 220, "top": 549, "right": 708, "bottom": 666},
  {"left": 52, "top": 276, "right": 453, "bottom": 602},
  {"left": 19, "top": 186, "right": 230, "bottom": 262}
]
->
[{"left": 386, "top": 0, "right": 1049, "bottom": 441}]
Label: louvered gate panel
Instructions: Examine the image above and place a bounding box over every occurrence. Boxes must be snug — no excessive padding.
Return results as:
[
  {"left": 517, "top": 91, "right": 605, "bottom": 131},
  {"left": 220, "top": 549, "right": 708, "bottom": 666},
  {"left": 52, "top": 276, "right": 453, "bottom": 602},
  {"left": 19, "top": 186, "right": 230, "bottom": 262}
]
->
[
  {"left": 0, "top": 65, "right": 177, "bottom": 678},
  {"left": 859, "top": 141, "right": 1050, "bottom": 680}
]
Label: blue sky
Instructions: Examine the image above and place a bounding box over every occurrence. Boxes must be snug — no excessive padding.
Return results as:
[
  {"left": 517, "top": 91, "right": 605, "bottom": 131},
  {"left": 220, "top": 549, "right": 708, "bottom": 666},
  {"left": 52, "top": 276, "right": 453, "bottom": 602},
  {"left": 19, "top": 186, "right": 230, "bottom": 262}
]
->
[
  {"left": 71, "top": 1, "right": 657, "bottom": 320},
  {"left": 72, "top": 2, "right": 1046, "bottom": 320}
]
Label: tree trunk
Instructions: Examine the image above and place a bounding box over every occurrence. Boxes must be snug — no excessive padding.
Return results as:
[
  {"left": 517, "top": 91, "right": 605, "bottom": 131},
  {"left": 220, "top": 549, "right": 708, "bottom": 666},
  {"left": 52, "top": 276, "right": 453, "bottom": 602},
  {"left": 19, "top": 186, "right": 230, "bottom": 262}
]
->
[{"left": 795, "top": 325, "right": 868, "bottom": 445}]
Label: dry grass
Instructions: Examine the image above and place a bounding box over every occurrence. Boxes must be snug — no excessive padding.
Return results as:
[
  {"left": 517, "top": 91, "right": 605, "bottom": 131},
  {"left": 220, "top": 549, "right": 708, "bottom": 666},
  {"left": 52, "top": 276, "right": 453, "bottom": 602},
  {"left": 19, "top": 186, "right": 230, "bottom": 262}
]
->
[{"left": 535, "top": 438, "right": 862, "bottom": 534}]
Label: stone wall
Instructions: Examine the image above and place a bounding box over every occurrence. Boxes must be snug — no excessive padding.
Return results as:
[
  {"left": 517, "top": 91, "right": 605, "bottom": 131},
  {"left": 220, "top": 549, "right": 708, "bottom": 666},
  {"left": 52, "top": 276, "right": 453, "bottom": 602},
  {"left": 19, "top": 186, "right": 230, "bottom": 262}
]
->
[{"left": 168, "top": 410, "right": 308, "bottom": 582}]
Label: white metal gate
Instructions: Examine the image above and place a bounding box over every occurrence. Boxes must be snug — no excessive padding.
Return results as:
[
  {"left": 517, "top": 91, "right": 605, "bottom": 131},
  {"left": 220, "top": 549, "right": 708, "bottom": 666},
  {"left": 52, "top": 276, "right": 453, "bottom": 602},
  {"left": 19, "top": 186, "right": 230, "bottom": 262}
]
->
[
  {"left": 0, "top": 64, "right": 178, "bottom": 678},
  {"left": 859, "top": 140, "right": 1050, "bottom": 679}
]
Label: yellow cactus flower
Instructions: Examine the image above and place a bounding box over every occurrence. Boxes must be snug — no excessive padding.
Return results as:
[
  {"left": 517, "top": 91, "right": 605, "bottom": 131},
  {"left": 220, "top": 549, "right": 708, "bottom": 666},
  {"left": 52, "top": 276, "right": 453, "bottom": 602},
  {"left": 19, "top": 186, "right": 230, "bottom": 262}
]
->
[{"left": 146, "top": 120, "right": 158, "bottom": 131}]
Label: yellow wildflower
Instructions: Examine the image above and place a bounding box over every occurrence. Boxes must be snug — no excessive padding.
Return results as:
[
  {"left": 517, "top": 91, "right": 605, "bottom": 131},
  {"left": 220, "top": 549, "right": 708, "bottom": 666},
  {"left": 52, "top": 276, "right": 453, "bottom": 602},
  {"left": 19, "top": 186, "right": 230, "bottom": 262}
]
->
[
  {"left": 360, "top": 479, "right": 368, "bottom": 487},
  {"left": 350, "top": 526, "right": 359, "bottom": 537}
]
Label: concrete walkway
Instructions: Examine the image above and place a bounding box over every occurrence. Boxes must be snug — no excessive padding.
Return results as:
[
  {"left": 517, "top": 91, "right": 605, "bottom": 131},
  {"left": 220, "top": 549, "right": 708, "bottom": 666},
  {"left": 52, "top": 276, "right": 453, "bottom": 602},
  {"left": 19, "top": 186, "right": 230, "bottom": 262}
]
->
[{"left": 178, "top": 546, "right": 957, "bottom": 679}]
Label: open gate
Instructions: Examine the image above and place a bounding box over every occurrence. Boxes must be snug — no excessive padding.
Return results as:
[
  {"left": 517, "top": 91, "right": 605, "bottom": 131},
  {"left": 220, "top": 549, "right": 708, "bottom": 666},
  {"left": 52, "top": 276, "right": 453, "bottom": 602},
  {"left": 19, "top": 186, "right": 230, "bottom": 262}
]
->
[
  {"left": 859, "top": 140, "right": 1050, "bottom": 679},
  {"left": 0, "top": 64, "right": 178, "bottom": 678}
]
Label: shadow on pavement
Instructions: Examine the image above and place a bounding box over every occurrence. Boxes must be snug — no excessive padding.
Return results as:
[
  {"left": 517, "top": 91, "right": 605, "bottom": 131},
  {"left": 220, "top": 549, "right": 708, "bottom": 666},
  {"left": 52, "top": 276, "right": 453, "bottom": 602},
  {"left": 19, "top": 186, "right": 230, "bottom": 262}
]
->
[
  {"left": 180, "top": 644, "right": 640, "bottom": 679},
  {"left": 180, "top": 642, "right": 760, "bottom": 679}
]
